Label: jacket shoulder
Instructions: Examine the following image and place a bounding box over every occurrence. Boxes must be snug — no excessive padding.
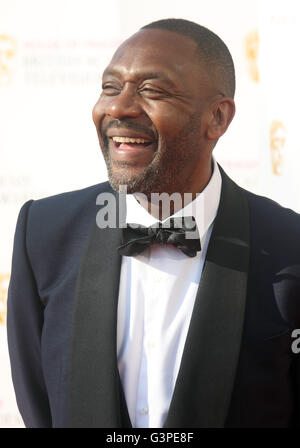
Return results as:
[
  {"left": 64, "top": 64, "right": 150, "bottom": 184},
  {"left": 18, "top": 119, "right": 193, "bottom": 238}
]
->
[
  {"left": 30, "top": 181, "right": 113, "bottom": 212},
  {"left": 244, "top": 189, "right": 300, "bottom": 227},
  {"left": 241, "top": 188, "right": 300, "bottom": 259},
  {"left": 219, "top": 164, "right": 300, "bottom": 230},
  {"left": 219, "top": 166, "right": 300, "bottom": 253},
  {"left": 21, "top": 181, "right": 114, "bottom": 261},
  {"left": 25, "top": 181, "right": 113, "bottom": 224}
]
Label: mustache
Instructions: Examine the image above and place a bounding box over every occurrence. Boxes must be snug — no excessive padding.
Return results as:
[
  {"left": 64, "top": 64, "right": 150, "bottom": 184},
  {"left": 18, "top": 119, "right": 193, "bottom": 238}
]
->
[{"left": 102, "top": 119, "right": 156, "bottom": 140}]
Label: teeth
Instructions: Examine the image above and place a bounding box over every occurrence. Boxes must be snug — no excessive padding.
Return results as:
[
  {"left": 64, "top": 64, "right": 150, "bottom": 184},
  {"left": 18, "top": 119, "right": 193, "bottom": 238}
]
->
[{"left": 112, "top": 136, "right": 147, "bottom": 144}]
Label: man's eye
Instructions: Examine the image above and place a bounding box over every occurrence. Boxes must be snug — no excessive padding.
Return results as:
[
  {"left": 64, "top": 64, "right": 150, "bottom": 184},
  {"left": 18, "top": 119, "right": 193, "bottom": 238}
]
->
[
  {"left": 142, "top": 88, "right": 157, "bottom": 92},
  {"left": 140, "top": 87, "right": 164, "bottom": 97},
  {"left": 102, "top": 85, "right": 120, "bottom": 95}
]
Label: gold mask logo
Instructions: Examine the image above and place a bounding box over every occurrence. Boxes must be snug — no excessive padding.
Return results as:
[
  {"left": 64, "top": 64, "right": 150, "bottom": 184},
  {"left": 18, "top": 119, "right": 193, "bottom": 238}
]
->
[
  {"left": 0, "top": 273, "right": 10, "bottom": 326},
  {"left": 245, "top": 30, "right": 259, "bottom": 83},
  {"left": 270, "top": 120, "right": 286, "bottom": 176},
  {"left": 0, "top": 34, "right": 17, "bottom": 85}
]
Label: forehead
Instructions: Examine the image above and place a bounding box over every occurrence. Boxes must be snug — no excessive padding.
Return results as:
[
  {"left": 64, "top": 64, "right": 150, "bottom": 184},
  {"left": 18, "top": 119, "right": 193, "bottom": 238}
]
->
[{"left": 104, "top": 29, "right": 204, "bottom": 83}]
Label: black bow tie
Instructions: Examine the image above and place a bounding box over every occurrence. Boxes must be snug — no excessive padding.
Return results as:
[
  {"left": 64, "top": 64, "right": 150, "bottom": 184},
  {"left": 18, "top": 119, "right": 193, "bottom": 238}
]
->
[{"left": 118, "top": 216, "right": 201, "bottom": 257}]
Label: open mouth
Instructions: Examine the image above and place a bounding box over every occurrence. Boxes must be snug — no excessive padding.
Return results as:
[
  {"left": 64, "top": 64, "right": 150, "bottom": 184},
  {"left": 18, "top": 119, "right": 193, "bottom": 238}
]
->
[
  {"left": 108, "top": 135, "right": 158, "bottom": 161},
  {"left": 111, "top": 136, "right": 155, "bottom": 148}
]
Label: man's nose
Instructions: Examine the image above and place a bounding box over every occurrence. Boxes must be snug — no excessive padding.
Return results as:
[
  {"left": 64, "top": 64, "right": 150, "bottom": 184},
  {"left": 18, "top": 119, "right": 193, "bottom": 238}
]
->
[{"left": 105, "top": 85, "right": 143, "bottom": 119}]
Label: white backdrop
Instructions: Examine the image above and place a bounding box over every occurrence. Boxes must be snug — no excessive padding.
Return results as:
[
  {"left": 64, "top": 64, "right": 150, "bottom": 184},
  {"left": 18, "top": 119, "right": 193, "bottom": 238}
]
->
[{"left": 0, "top": 0, "right": 299, "bottom": 427}]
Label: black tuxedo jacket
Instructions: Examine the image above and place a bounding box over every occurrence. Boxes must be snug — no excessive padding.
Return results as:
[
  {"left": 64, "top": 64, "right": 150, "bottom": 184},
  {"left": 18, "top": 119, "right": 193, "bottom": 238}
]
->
[{"left": 7, "top": 166, "right": 300, "bottom": 428}]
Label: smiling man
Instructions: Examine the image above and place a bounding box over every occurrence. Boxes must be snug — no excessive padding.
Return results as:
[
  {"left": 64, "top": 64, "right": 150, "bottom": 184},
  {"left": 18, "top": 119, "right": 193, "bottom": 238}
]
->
[
  {"left": 7, "top": 19, "right": 300, "bottom": 428},
  {"left": 94, "top": 23, "right": 234, "bottom": 201}
]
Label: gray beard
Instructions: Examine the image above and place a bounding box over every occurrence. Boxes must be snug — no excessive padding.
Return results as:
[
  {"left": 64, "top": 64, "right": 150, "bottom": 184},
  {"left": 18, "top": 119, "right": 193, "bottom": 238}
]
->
[
  {"left": 103, "top": 142, "right": 186, "bottom": 196},
  {"left": 101, "top": 115, "right": 201, "bottom": 196}
]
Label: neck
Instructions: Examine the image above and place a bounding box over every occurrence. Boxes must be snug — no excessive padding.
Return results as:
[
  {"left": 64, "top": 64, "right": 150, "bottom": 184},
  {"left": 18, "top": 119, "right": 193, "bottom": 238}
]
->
[{"left": 134, "top": 159, "right": 213, "bottom": 221}]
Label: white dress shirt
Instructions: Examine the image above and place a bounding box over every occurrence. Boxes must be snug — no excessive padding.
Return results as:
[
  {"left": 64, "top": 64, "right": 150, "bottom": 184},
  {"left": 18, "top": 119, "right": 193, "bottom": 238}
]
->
[{"left": 117, "top": 159, "right": 222, "bottom": 428}]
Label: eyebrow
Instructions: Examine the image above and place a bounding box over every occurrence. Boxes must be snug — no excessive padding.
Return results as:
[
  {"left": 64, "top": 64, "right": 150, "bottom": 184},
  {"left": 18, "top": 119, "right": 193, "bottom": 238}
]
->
[{"left": 102, "top": 68, "right": 176, "bottom": 86}]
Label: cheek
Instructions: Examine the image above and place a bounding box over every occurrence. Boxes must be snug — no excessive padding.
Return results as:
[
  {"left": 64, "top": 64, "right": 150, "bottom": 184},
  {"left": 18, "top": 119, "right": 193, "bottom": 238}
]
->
[
  {"left": 92, "top": 99, "right": 109, "bottom": 147},
  {"left": 92, "top": 98, "right": 106, "bottom": 127},
  {"left": 146, "top": 105, "right": 189, "bottom": 140}
]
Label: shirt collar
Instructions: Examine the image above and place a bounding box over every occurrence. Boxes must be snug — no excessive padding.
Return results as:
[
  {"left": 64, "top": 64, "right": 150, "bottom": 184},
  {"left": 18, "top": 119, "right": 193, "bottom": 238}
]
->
[{"left": 125, "top": 158, "right": 222, "bottom": 241}]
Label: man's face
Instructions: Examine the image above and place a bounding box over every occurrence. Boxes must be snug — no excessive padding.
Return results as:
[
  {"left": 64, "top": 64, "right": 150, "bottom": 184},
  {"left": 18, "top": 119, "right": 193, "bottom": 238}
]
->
[{"left": 93, "top": 29, "right": 219, "bottom": 195}]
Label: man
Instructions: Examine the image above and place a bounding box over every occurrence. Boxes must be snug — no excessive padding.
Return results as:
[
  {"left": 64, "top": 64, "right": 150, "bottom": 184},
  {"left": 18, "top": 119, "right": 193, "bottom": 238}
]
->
[{"left": 7, "top": 18, "right": 300, "bottom": 428}]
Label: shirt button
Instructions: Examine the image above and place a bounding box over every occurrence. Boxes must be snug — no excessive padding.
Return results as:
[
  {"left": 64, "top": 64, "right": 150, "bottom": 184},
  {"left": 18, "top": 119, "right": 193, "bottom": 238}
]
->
[
  {"left": 141, "top": 408, "right": 148, "bottom": 415},
  {"left": 149, "top": 341, "right": 156, "bottom": 349}
]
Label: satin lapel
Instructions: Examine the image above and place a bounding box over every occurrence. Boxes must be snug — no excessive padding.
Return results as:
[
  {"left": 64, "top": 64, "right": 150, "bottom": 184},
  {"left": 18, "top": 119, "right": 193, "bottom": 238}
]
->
[
  {"left": 164, "top": 167, "right": 250, "bottom": 428},
  {"left": 66, "top": 191, "right": 131, "bottom": 428}
]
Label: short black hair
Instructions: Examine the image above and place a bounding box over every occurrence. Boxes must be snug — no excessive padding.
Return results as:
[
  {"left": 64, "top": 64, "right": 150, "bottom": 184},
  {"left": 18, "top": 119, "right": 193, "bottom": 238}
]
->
[{"left": 141, "top": 18, "right": 235, "bottom": 98}]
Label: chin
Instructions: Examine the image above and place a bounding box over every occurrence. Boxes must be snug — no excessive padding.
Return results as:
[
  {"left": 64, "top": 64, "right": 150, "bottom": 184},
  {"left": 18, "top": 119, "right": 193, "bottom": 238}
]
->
[
  {"left": 106, "top": 161, "right": 148, "bottom": 193},
  {"left": 108, "top": 170, "right": 143, "bottom": 194},
  {"left": 106, "top": 153, "right": 169, "bottom": 195}
]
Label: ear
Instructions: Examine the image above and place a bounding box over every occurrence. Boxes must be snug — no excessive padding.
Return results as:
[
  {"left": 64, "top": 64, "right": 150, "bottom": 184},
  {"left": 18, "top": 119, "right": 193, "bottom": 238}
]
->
[{"left": 206, "top": 97, "right": 235, "bottom": 141}]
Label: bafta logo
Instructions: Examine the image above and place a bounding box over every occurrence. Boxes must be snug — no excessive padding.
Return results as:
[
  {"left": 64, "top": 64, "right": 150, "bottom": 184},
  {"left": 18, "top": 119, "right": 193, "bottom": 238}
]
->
[
  {"left": 0, "top": 273, "right": 10, "bottom": 326},
  {"left": 270, "top": 120, "right": 286, "bottom": 176},
  {"left": 0, "top": 34, "right": 17, "bottom": 85},
  {"left": 245, "top": 29, "right": 259, "bottom": 83}
]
